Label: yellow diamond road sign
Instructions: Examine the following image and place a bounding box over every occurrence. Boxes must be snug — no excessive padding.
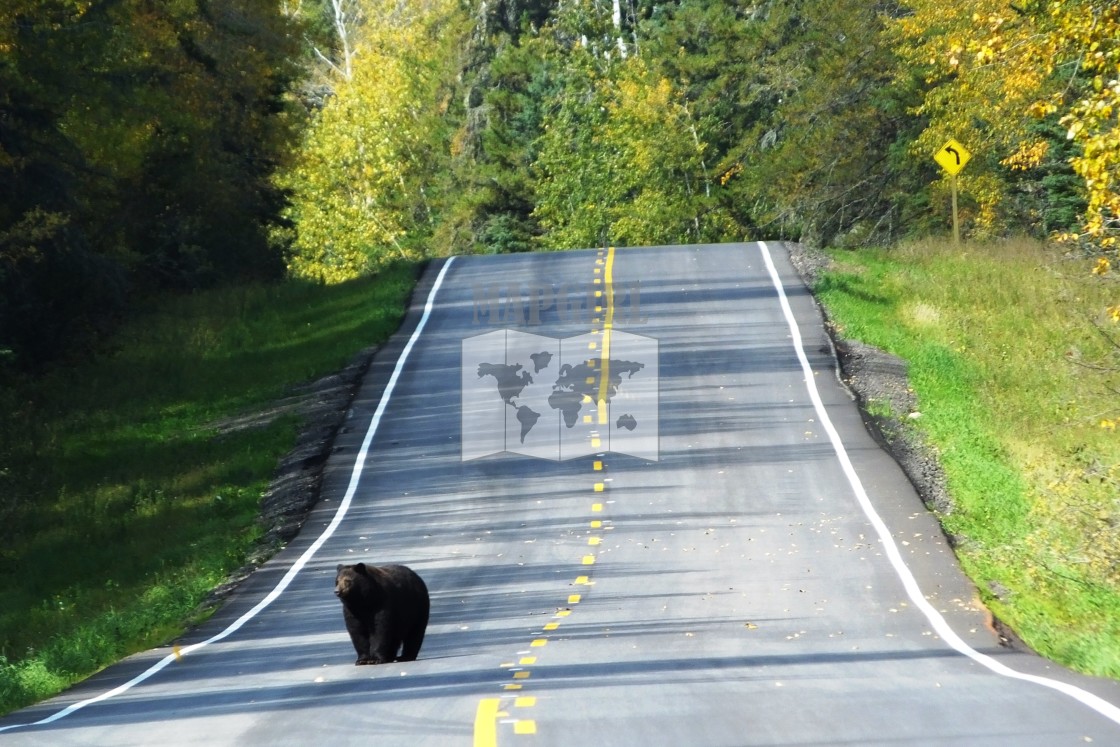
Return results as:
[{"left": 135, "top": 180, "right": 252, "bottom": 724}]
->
[{"left": 935, "top": 138, "right": 971, "bottom": 175}]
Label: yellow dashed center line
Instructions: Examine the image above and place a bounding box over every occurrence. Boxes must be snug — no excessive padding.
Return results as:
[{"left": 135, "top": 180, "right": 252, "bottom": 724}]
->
[
  {"left": 474, "top": 247, "right": 618, "bottom": 746},
  {"left": 474, "top": 699, "right": 501, "bottom": 747},
  {"left": 597, "top": 248, "right": 615, "bottom": 426}
]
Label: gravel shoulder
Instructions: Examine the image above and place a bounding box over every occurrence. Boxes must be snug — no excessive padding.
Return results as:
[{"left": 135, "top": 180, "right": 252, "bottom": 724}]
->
[
  {"left": 786, "top": 241, "right": 954, "bottom": 517},
  {"left": 200, "top": 343, "right": 383, "bottom": 605}
]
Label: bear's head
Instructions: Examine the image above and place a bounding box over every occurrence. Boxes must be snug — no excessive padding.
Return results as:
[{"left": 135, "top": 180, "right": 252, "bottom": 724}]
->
[{"left": 334, "top": 563, "right": 368, "bottom": 600}]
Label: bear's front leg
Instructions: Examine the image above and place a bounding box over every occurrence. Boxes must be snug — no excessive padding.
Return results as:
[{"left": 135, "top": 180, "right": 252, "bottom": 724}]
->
[
  {"left": 343, "top": 609, "right": 378, "bottom": 665},
  {"left": 368, "top": 614, "right": 400, "bottom": 664},
  {"left": 355, "top": 634, "right": 380, "bottom": 665},
  {"left": 357, "top": 624, "right": 384, "bottom": 665},
  {"left": 357, "top": 635, "right": 386, "bottom": 665},
  {"left": 354, "top": 617, "right": 389, "bottom": 665}
]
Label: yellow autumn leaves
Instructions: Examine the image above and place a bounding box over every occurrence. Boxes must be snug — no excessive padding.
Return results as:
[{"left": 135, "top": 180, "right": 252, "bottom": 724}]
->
[
  {"left": 896, "top": 1, "right": 1118, "bottom": 250},
  {"left": 278, "top": 0, "right": 1119, "bottom": 308},
  {"left": 1042, "top": 3, "right": 1119, "bottom": 251},
  {"left": 278, "top": 0, "right": 463, "bottom": 283}
]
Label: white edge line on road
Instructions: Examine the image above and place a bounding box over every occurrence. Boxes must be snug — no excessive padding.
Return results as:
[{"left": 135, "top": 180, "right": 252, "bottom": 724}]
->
[
  {"left": 0, "top": 257, "right": 458, "bottom": 734},
  {"left": 757, "top": 241, "right": 1120, "bottom": 726}
]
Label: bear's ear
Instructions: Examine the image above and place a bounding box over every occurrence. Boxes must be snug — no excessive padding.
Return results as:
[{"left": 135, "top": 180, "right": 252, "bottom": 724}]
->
[
  {"left": 336, "top": 563, "right": 345, "bottom": 572},
  {"left": 354, "top": 562, "right": 367, "bottom": 574}
]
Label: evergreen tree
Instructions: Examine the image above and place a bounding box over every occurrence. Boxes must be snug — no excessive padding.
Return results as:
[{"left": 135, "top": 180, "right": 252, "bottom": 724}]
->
[{"left": 1, "top": 0, "right": 303, "bottom": 368}]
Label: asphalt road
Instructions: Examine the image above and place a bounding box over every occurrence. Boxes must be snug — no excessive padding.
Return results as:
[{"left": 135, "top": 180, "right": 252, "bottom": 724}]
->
[{"left": 3, "top": 242, "right": 1120, "bottom": 746}]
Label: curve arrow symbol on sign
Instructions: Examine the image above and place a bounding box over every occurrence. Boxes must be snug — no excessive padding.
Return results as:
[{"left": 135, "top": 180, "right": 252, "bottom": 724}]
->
[{"left": 933, "top": 138, "right": 970, "bottom": 176}]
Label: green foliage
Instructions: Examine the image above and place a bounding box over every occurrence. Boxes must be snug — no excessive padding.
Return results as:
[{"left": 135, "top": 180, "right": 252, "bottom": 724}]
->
[
  {"left": 438, "top": 0, "right": 736, "bottom": 252},
  {"left": 1008, "top": 117, "right": 1088, "bottom": 237},
  {"left": 533, "top": 52, "right": 730, "bottom": 248},
  {"left": 530, "top": 42, "right": 614, "bottom": 248},
  {"left": 732, "top": 2, "right": 924, "bottom": 246},
  {"left": 641, "top": 0, "right": 769, "bottom": 158},
  {"left": 0, "top": 262, "right": 418, "bottom": 715},
  {"left": 442, "top": 27, "right": 559, "bottom": 254},
  {"left": 0, "top": 0, "right": 304, "bottom": 369},
  {"left": 7, "top": 0, "right": 1119, "bottom": 364},
  {"left": 280, "top": 0, "right": 467, "bottom": 281}
]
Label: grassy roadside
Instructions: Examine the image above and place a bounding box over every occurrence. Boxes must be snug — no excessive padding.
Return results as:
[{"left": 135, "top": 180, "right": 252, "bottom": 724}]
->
[
  {"left": 0, "top": 261, "right": 420, "bottom": 715},
  {"left": 813, "top": 238, "right": 1120, "bottom": 678}
]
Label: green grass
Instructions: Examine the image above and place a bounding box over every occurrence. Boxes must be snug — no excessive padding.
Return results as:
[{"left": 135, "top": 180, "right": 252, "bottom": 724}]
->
[
  {"left": 0, "top": 261, "right": 420, "bottom": 715},
  {"left": 815, "top": 237, "right": 1120, "bottom": 677}
]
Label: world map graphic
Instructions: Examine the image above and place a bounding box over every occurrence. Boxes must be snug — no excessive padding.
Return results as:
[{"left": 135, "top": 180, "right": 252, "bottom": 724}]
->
[
  {"left": 461, "top": 329, "right": 658, "bottom": 461},
  {"left": 476, "top": 353, "right": 645, "bottom": 444}
]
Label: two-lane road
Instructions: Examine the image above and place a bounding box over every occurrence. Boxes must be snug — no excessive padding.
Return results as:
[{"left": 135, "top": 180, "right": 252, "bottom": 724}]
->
[{"left": 3, "top": 243, "right": 1119, "bottom": 745}]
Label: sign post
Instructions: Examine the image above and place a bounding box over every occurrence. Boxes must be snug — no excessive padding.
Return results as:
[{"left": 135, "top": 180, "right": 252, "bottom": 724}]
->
[{"left": 934, "top": 138, "right": 971, "bottom": 246}]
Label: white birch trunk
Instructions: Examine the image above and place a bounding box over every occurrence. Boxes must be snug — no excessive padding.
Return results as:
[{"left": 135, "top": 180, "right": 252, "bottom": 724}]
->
[{"left": 612, "top": 0, "right": 627, "bottom": 58}]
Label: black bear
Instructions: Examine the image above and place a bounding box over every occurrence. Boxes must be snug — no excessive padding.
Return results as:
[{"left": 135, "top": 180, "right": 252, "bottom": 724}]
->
[{"left": 334, "top": 562, "right": 430, "bottom": 665}]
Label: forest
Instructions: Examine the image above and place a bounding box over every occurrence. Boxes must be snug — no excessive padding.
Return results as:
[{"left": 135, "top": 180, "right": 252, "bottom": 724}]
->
[
  {"left": 2, "top": 0, "right": 1117, "bottom": 369},
  {"left": 1, "top": 1, "right": 1120, "bottom": 707}
]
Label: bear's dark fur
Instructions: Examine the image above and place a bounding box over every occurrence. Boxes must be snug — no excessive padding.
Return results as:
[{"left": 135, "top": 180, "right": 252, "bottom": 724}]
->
[{"left": 334, "top": 562, "right": 430, "bottom": 665}]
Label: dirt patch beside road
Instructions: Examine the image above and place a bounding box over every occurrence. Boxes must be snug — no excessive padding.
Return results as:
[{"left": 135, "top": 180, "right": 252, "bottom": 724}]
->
[{"left": 201, "top": 344, "right": 380, "bottom": 606}]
